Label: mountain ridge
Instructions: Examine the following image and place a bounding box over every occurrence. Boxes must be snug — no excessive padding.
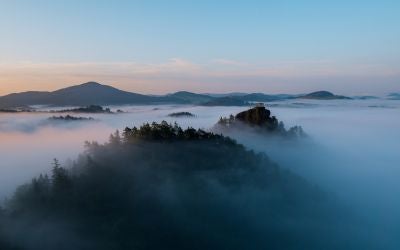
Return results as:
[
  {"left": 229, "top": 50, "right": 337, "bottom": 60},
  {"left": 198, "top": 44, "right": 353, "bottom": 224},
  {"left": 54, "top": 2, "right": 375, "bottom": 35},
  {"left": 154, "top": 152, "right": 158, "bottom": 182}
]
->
[
  {"left": 0, "top": 82, "right": 357, "bottom": 108},
  {"left": 0, "top": 82, "right": 184, "bottom": 107},
  {"left": 298, "top": 91, "right": 351, "bottom": 100}
]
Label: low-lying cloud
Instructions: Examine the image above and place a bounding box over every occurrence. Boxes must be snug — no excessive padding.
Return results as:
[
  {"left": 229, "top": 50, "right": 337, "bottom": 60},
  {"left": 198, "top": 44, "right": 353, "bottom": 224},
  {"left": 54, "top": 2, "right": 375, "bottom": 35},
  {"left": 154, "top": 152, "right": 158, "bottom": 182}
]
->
[{"left": 0, "top": 100, "right": 399, "bottom": 249}]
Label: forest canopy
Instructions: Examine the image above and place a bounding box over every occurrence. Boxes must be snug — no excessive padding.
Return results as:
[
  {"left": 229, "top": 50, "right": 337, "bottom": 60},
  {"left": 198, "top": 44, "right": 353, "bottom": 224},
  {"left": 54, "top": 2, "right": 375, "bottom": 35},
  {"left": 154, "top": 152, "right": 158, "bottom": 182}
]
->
[{"left": 0, "top": 122, "right": 356, "bottom": 250}]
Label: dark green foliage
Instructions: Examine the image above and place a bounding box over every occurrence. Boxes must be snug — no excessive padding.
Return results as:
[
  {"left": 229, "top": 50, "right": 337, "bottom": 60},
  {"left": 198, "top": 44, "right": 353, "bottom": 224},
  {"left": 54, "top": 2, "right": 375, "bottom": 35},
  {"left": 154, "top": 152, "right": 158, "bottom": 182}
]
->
[
  {"left": 1, "top": 122, "right": 346, "bottom": 250},
  {"left": 54, "top": 105, "right": 112, "bottom": 114},
  {"left": 51, "top": 159, "right": 72, "bottom": 196},
  {"left": 7, "top": 159, "right": 72, "bottom": 215},
  {"left": 0, "top": 109, "right": 19, "bottom": 113},
  {"left": 122, "top": 121, "right": 232, "bottom": 143},
  {"left": 167, "top": 111, "right": 195, "bottom": 117},
  {"left": 48, "top": 115, "right": 94, "bottom": 121},
  {"left": 0, "top": 206, "right": 20, "bottom": 250},
  {"left": 0, "top": 108, "right": 34, "bottom": 113}
]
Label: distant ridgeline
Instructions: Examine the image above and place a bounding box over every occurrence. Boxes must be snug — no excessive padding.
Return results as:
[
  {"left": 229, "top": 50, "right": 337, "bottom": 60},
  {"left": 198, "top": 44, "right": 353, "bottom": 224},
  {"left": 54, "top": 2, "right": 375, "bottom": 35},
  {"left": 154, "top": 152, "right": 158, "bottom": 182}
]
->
[
  {"left": 0, "top": 108, "right": 35, "bottom": 113},
  {"left": 0, "top": 105, "right": 115, "bottom": 114},
  {"left": 0, "top": 121, "right": 343, "bottom": 250},
  {"left": 0, "top": 81, "right": 357, "bottom": 109},
  {"left": 216, "top": 105, "right": 306, "bottom": 137},
  {"left": 0, "top": 108, "right": 20, "bottom": 113}
]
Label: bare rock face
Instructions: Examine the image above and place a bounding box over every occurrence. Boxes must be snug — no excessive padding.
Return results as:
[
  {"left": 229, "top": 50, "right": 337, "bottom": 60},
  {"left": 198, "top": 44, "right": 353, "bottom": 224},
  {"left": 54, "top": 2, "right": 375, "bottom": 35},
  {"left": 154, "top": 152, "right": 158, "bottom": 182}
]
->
[
  {"left": 235, "top": 106, "right": 275, "bottom": 127},
  {"left": 217, "top": 105, "right": 306, "bottom": 137},
  {"left": 235, "top": 106, "right": 269, "bottom": 124}
]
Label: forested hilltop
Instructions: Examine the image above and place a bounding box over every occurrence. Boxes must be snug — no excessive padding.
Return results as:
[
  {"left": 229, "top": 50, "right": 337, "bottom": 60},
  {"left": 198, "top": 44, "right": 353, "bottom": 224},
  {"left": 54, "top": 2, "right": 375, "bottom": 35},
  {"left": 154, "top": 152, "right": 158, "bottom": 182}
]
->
[
  {"left": 215, "top": 105, "right": 306, "bottom": 138},
  {"left": 0, "top": 122, "right": 360, "bottom": 250}
]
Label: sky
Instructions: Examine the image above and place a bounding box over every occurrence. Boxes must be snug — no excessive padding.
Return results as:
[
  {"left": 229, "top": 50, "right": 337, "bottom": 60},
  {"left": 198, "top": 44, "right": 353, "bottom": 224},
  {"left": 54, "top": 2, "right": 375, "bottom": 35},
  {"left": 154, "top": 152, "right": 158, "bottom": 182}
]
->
[{"left": 0, "top": 0, "right": 399, "bottom": 95}]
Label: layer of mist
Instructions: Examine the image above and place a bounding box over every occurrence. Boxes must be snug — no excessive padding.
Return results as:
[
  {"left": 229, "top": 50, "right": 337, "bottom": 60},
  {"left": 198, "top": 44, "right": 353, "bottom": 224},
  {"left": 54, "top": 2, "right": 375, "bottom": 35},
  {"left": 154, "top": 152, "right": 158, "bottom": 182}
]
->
[{"left": 0, "top": 99, "right": 399, "bottom": 249}]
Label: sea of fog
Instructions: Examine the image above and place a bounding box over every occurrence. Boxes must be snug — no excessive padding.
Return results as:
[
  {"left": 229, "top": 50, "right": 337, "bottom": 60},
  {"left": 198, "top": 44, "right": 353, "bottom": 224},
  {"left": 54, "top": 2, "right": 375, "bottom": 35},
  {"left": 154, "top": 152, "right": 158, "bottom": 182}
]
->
[{"left": 0, "top": 99, "right": 399, "bottom": 244}]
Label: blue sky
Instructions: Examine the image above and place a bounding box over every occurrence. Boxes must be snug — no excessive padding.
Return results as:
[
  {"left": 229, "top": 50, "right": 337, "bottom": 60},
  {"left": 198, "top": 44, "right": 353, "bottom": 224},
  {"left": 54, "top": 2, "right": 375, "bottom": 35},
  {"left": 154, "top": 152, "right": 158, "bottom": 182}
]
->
[{"left": 0, "top": 0, "right": 399, "bottom": 95}]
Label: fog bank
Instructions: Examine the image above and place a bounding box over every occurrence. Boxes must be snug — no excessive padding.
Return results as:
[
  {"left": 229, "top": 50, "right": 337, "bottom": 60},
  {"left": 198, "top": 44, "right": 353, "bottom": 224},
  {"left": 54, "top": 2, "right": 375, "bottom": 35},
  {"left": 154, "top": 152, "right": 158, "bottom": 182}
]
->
[{"left": 0, "top": 99, "right": 399, "bottom": 248}]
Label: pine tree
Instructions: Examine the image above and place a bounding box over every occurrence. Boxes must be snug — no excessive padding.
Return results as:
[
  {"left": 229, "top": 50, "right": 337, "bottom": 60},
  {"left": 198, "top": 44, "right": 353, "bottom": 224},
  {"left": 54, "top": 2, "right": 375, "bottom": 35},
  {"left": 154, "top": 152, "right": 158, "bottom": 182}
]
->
[{"left": 51, "top": 158, "right": 71, "bottom": 194}]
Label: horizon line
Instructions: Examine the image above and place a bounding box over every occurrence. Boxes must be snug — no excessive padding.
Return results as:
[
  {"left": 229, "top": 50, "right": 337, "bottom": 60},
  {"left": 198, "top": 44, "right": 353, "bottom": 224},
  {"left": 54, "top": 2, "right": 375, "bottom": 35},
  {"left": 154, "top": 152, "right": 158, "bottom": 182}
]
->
[{"left": 0, "top": 81, "right": 395, "bottom": 97}]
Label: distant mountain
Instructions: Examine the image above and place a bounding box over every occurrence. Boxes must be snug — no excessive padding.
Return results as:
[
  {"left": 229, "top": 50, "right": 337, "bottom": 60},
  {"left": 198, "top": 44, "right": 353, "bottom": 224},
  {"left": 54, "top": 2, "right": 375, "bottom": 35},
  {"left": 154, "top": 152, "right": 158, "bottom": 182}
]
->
[
  {"left": 298, "top": 91, "right": 351, "bottom": 100},
  {"left": 0, "top": 82, "right": 184, "bottom": 108},
  {"left": 0, "top": 91, "right": 51, "bottom": 108},
  {"left": 0, "top": 82, "right": 362, "bottom": 108},
  {"left": 238, "top": 93, "right": 296, "bottom": 102},
  {"left": 202, "top": 96, "right": 249, "bottom": 106},
  {"left": 166, "top": 91, "right": 293, "bottom": 104},
  {"left": 387, "top": 93, "right": 400, "bottom": 100},
  {"left": 167, "top": 91, "right": 214, "bottom": 104},
  {"left": 203, "top": 92, "right": 248, "bottom": 98},
  {"left": 202, "top": 92, "right": 296, "bottom": 102},
  {"left": 352, "top": 95, "right": 380, "bottom": 100}
]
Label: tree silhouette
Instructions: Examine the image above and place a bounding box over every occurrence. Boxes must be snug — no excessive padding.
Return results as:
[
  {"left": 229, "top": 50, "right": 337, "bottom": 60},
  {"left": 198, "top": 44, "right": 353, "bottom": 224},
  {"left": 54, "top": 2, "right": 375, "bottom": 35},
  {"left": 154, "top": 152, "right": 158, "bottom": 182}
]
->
[
  {"left": 0, "top": 122, "right": 327, "bottom": 250},
  {"left": 51, "top": 158, "right": 71, "bottom": 195}
]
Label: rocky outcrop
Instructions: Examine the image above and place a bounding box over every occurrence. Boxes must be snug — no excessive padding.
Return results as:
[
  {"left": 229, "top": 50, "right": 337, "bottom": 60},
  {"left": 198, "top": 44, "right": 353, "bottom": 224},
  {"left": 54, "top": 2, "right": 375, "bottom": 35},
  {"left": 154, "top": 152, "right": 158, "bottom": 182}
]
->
[
  {"left": 235, "top": 105, "right": 278, "bottom": 129},
  {"left": 217, "top": 105, "right": 305, "bottom": 137}
]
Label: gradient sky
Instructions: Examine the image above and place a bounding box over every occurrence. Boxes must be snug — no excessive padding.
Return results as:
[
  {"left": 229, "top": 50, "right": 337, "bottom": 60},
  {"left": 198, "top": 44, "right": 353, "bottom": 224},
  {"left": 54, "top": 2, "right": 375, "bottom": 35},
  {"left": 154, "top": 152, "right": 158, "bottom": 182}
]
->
[{"left": 0, "top": 0, "right": 399, "bottom": 95}]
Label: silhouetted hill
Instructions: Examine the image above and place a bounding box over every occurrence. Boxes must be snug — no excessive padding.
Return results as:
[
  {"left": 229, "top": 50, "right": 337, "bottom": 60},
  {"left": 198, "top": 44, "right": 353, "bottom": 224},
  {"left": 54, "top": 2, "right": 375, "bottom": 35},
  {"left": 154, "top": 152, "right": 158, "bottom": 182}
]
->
[
  {"left": 238, "top": 93, "right": 297, "bottom": 102},
  {"left": 0, "top": 91, "right": 51, "bottom": 108},
  {"left": 202, "top": 96, "right": 249, "bottom": 106},
  {"left": 352, "top": 95, "right": 379, "bottom": 100},
  {"left": 0, "top": 82, "right": 184, "bottom": 108},
  {"left": 202, "top": 93, "right": 296, "bottom": 102},
  {"left": 0, "top": 108, "right": 19, "bottom": 113},
  {"left": 203, "top": 92, "right": 248, "bottom": 98},
  {"left": 0, "top": 122, "right": 354, "bottom": 250},
  {"left": 299, "top": 91, "right": 351, "bottom": 100},
  {"left": 166, "top": 91, "right": 294, "bottom": 105},
  {"left": 49, "top": 82, "right": 161, "bottom": 105},
  {"left": 168, "top": 91, "right": 214, "bottom": 104},
  {"left": 387, "top": 93, "right": 400, "bottom": 100},
  {"left": 0, "top": 82, "right": 362, "bottom": 108}
]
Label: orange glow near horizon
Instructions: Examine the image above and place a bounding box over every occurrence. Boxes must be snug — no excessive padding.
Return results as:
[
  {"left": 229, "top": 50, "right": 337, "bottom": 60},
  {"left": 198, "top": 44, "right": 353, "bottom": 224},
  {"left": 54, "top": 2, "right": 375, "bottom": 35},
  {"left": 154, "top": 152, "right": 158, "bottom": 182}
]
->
[{"left": 0, "top": 60, "right": 399, "bottom": 96}]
